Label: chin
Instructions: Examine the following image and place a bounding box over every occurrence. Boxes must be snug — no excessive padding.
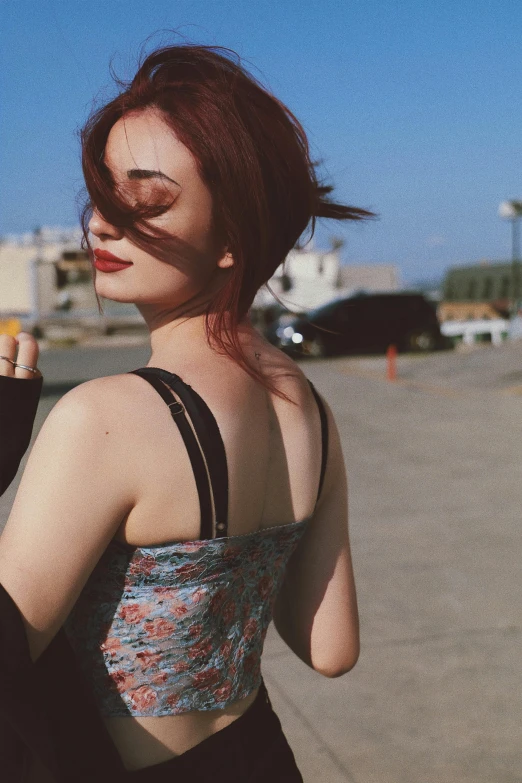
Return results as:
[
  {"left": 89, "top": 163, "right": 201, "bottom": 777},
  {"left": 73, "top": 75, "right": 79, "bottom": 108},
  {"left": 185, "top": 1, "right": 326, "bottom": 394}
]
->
[
  {"left": 95, "top": 289, "right": 135, "bottom": 304},
  {"left": 99, "top": 294, "right": 139, "bottom": 305},
  {"left": 94, "top": 282, "right": 138, "bottom": 304}
]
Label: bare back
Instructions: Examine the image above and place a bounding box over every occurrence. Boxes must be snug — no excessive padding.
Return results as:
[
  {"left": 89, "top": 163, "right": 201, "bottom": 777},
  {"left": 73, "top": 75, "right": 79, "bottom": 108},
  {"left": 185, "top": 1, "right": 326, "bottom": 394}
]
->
[
  {"left": 112, "top": 335, "right": 323, "bottom": 548},
  {"left": 91, "top": 331, "right": 326, "bottom": 771}
]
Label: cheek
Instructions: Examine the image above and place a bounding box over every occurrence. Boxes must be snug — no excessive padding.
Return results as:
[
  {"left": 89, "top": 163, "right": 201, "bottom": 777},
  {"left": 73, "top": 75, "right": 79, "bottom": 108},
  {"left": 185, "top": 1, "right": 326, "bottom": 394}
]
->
[
  {"left": 149, "top": 211, "right": 220, "bottom": 278},
  {"left": 135, "top": 257, "right": 210, "bottom": 296},
  {"left": 95, "top": 248, "right": 215, "bottom": 306}
]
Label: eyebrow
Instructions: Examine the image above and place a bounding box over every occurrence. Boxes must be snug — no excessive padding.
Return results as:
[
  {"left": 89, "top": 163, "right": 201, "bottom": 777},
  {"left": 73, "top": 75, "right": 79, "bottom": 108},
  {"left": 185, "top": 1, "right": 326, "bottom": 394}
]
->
[{"left": 126, "top": 169, "right": 181, "bottom": 186}]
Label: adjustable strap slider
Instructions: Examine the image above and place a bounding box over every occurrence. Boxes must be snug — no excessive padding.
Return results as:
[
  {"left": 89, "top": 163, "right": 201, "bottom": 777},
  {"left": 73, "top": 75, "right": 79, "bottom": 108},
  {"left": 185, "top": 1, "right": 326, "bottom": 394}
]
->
[{"left": 167, "top": 400, "right": 185, "bottom": 416}]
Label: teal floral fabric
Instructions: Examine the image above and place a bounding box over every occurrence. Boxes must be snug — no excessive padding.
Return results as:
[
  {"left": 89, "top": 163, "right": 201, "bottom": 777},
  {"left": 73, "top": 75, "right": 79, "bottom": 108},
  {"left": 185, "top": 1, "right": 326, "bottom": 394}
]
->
[{"left": 63, "top": 519, "right": 310, "bottom": 717}]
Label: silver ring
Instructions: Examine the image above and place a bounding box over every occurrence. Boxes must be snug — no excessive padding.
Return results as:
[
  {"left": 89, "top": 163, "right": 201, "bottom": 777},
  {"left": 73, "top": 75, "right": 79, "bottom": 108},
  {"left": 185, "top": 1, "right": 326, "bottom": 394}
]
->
[
  {"left": 0, "top": 355, "right": 39, "bottom": 374},
  {"left": 15, "top": 362, "right": 39, "bottom": 374}
]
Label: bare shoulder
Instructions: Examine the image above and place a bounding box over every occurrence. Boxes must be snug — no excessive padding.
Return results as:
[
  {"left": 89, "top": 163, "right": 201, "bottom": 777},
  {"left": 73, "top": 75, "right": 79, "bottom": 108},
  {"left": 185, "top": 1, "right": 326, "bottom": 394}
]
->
[
  {"left": 42, "top": 374, "right": 154, "bottom": 491},
  {"left": 247, "top": 335, "right": 315, "bottom": 406},
  {"left": 52, "top": 373, "right": 145, "bottom": 413},
  {"left": 53, "top": 345, "right": 315, "bottom": 424},
  {"left": 42, "top": 375, "right": 153, "bottom": 453}
]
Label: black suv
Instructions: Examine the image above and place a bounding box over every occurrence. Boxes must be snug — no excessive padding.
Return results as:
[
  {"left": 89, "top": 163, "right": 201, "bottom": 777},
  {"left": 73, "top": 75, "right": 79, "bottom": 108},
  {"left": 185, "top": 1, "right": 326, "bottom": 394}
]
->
[{"left": 265, "top": 291, "right": 451, "bottom": 358}]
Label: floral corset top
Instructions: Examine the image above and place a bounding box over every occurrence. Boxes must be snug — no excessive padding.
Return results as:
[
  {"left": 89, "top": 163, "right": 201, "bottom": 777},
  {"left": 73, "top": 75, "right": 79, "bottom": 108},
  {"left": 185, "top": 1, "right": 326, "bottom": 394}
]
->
[
  {"left": 62, "top": 367, "right": 328, "bottom": 717},
  {"left": 63, "top": 519, "right": 310, "bottom": 716}
]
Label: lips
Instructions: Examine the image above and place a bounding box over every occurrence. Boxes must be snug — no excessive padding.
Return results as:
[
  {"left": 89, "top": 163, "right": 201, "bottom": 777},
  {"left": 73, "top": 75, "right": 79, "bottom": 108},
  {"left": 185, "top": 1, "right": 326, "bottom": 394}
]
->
[{"left": 93, "top": 249, "right": 133, "bottom": 272}]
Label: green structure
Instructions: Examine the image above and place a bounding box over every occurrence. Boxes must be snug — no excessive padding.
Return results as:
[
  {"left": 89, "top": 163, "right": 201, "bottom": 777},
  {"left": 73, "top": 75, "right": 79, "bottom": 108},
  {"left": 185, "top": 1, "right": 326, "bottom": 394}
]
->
[{"left": 443, "top": 262, "right": 513, "bottom": 303}]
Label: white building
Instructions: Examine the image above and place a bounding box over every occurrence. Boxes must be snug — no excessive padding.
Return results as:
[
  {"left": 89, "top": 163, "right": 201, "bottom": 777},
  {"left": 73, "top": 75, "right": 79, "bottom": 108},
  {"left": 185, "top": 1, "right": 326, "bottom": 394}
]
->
[{"left": 252, "top": 241, "right": 400, "bottom": 315}]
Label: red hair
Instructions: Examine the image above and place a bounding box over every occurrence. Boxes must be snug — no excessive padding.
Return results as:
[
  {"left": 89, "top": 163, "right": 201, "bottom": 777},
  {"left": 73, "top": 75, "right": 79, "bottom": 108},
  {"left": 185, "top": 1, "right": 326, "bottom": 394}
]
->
[{"left": 80, "top": 43, "right": 374, "bottom": 402}]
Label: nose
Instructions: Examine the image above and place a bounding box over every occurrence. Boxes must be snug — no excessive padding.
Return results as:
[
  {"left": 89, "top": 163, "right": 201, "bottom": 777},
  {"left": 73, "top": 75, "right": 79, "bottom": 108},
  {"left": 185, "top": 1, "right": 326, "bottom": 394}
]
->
[{"left": 88, "top": 208, "right": 124, "bottom": 241}]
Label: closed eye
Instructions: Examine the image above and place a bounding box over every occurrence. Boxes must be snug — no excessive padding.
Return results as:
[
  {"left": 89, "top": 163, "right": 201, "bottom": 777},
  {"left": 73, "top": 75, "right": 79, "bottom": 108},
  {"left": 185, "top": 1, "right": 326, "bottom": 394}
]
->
[{"left": 127, "top": 169, "right": 181, "bottom": 187}]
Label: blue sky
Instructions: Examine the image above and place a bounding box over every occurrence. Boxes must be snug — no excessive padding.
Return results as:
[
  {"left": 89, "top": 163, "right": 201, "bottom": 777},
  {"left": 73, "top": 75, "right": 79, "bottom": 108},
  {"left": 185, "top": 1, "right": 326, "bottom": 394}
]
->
[{"left": 1, "top": 0, "right": 521, "bottom": 285}]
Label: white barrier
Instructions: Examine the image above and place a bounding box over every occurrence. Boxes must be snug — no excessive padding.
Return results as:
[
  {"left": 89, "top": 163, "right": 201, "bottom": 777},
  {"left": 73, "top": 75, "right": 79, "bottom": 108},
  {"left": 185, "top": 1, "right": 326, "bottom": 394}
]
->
[{"left": 440, "top": 318, "right": 509, "bottom": 346}]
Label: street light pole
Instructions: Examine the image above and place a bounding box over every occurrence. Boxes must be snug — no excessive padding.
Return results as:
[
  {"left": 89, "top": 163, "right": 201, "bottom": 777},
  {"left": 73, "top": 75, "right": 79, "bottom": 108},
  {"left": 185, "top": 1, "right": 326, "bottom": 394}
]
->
[
  {"left": 512, "top": 217, "right": 520, "bottom": 313},
  {"left": 31, "top": 226, "right": 43, "bottom": 330},
  {"left": 499, "top": 200, "right": 522, "bottom": 319}
]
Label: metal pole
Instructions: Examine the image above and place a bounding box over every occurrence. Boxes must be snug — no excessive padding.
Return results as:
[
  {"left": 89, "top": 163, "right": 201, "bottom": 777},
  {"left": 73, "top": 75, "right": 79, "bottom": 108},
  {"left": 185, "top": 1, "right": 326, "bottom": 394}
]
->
[
  {"left": 30, "top": 228, "right": 43, "bottom": 329},
  {"left": 512, "top": 217, "right": 520, "bottom": 317}
]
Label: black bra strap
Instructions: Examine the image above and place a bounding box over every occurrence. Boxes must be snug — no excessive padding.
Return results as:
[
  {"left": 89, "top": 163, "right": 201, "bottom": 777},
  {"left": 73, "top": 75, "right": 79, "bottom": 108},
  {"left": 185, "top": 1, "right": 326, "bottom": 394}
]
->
[
  {"left": 308, "top": 380, "right": 329, "bottom": 506},
  {"left": 150, "top": 370, "right": 229, "bottom": 534},
  {"left": 129, "top": 368, "right": 328, "bottom": 535},
  {"left": 129, "top": 368, "right": 229, "bottom": 539}
]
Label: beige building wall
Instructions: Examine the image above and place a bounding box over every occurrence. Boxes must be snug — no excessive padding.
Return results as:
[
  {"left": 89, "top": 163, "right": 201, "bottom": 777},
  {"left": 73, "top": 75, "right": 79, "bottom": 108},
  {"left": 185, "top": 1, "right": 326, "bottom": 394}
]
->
[
  {"left": 0, "top": 242, "right": 63, "bottom": 315},
  {"left": 0, "top": 244, "right": 34, "bottom": 312}
]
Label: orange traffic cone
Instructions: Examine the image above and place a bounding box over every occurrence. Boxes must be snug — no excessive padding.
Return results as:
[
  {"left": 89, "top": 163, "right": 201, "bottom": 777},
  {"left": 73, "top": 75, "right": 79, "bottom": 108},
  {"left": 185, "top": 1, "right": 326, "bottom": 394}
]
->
[{"left": 386, "top": 344, "right": 397, "bottom": 381}]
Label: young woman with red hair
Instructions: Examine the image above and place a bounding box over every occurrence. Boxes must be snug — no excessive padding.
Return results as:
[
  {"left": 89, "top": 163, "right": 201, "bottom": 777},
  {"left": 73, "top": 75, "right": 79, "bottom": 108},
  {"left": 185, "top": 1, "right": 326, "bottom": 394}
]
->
[{"left": 0, "top": 44, "right": 368, "bottom": 781}]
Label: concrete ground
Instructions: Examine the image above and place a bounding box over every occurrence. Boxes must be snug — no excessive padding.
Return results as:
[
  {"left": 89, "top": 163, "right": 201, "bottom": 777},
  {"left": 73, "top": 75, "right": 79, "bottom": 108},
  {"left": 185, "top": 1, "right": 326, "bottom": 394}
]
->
[{"left": 1, "top": 340, "right": 520, "bottom": 782}]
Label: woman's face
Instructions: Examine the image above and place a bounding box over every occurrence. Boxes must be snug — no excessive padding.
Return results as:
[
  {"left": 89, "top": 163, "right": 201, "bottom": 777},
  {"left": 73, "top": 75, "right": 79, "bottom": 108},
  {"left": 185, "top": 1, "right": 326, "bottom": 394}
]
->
[{"left": 88, "top": 108, "right": 232, "bottom": 310}]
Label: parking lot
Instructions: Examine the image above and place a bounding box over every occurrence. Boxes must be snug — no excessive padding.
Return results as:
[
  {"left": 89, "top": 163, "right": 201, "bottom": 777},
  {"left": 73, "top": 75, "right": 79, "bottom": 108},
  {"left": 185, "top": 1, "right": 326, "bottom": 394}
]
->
[{"left": 1, "top": 340, "right": 520, "bottom": 782}]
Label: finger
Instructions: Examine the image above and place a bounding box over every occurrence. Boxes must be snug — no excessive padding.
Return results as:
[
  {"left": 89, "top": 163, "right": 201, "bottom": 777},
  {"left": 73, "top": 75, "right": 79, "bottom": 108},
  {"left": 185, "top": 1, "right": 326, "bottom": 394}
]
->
[
  {"left": 0, "top": 334, "right": 17, "bottom": 377},
  {"left": 15, "top": 332, "right": 41, "bottom": 379}
]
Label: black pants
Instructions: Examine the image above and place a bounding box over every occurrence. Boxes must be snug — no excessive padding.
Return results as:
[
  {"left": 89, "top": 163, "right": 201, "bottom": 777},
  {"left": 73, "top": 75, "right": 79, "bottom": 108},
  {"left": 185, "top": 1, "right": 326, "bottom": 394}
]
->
[{"left": 124, "top": 679, "right": 303, "bottom": 782}]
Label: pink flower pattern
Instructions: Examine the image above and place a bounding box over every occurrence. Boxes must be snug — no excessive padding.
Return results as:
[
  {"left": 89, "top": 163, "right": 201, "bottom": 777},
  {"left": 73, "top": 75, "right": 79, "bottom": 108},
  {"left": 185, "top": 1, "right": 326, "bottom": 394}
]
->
[
  {"left": 129, "top": 685, "right": 158, "bottom": 711},
  {"left": 63, "top": 519, "right": 309, "bottom": 716},
  {"left": 118, "top": 602, "right": 150, "bottom": 624}
]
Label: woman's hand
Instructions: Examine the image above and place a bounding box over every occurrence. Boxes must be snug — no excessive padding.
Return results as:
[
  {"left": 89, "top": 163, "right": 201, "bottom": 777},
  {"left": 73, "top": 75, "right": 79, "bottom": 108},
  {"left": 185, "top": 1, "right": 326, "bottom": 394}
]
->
[
  {"left": 0, "top": 332, "right": 42, "bottom": 380},
  {"left": 0, "top": 333, "right": 44, "bottom": 497}
]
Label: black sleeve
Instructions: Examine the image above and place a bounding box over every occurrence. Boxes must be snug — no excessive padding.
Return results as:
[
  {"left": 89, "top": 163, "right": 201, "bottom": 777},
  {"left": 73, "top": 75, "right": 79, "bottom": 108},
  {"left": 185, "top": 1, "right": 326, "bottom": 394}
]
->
[
  {"left": 0, "top": 374, "right": 43, "bottom": 497},
  {"left": 0, "top": 581, "right": 126, "bottom": 781}
]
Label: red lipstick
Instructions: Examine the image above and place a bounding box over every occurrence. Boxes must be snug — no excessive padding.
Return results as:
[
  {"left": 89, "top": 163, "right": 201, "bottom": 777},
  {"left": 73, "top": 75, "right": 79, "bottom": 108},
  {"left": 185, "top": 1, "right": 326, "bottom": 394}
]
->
[{"left": 93, "top": 250, "right": 133, "bottom": 272}]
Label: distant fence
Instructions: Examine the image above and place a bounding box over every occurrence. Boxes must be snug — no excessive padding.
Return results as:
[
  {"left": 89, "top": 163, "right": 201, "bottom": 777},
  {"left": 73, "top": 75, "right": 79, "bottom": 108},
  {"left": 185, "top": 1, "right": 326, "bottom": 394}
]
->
[{"left": 0, "top": 311, "right": 146, "bottom": 339}]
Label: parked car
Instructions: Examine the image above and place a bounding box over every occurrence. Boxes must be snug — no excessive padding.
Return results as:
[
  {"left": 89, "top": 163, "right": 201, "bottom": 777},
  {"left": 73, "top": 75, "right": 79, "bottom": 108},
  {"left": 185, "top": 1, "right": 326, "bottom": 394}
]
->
[{"left": 264, "top": 291, "right": 452, "bottom": 358}]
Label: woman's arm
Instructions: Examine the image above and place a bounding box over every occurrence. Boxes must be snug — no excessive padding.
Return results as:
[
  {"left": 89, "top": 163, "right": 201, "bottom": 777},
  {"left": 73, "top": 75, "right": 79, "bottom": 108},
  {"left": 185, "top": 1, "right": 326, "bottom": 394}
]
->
[
  {"left": 272, "top": 392, "right": 360, "bottom": 677},
  {"left": 0, "top": 377, "right": 136, "bottom": 663},
  {"left": 0, "top": 333, "right": 43, "bottom": 496}
]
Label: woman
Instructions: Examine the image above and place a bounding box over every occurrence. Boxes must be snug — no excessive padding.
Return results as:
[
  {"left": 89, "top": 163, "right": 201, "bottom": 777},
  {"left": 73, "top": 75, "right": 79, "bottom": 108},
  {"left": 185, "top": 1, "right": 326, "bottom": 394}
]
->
[{"left": 0, "top": 44, "right": 364, "bottom": 781}]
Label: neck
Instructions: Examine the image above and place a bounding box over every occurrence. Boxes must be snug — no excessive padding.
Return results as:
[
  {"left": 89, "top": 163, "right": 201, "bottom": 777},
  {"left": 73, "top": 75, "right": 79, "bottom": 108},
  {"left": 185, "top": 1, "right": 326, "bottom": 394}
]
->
[
  {"left": 137, "top": 304, "right": 254, "bottom": 365},
  {"left": 148, "top": 312, "right": 212, "bottom": 358}
]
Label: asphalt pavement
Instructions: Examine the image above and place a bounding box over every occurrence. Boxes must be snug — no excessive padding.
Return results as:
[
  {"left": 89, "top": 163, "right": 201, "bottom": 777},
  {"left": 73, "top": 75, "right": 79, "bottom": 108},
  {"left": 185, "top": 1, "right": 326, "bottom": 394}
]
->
[{"left": 1, "top": 339, "right": 520, "bottom": 782}]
